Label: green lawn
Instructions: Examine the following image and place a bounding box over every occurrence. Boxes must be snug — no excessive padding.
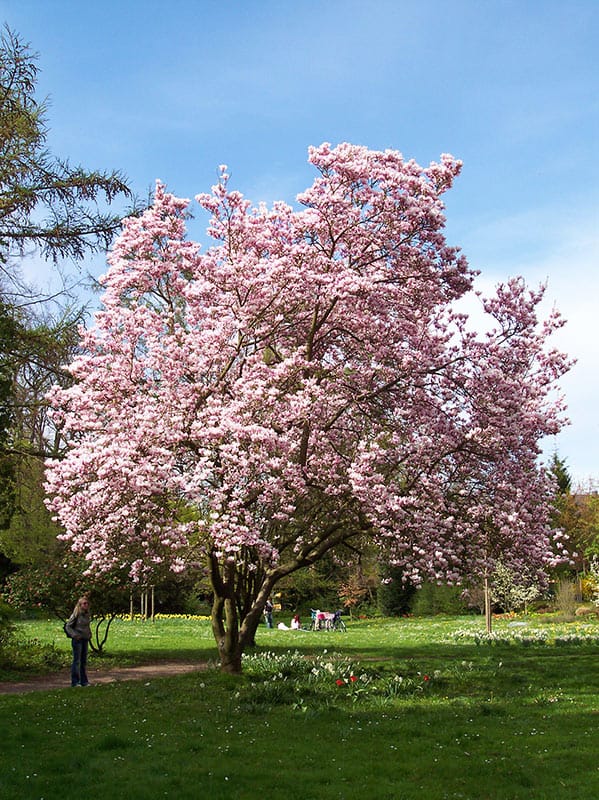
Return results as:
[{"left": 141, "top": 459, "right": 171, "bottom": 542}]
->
[{"left": 1, "top": 614, "right": 598, "bottom": 799}]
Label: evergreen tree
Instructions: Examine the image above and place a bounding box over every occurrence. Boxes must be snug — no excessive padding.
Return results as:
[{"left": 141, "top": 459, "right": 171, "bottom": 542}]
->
[
  {"left": 0, "top": 25, "right": 134, "bottom": 271},
  {"left": 550, "top": 452, "right": 572, "bottom": 495},
  {"left": 0, "top": 26, "right": 136, "bottom": 538}
]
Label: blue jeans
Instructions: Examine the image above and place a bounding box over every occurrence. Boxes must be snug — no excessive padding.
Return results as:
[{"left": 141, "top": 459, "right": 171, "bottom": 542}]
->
[{"left": 71, "top": 638, "right": 89, "bottom": 686}]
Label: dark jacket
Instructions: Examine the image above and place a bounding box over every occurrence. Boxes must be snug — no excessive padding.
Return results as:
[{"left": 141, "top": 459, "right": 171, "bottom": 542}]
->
[{"left": 66, "top": 612, "right": 91, "bottom": 641}]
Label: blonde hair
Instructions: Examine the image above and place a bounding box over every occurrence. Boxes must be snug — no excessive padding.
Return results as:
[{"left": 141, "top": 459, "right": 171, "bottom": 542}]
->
[{"left": 71, "top": 596, "right": 90, "bottom": 618}]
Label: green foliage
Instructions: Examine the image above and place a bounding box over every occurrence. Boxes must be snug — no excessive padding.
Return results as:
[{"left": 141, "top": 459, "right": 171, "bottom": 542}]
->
[
  {"left": 3, "top": 551, "right": 133, "bottom": 652},
  {"left": 411, "top": 581, "right": 468, "bottom": 616},
  {"left": 579, "top": 492, "right": 599, "bottom": 560},
  {"left": 0, "top": 633, "right": 64, "bottom": 677},
  {"left": 0, "top": 598, "right": 15, "bottom": 649},
  {"left": 0, "top": 551, "right": 15, "bottom": 584},
  {"left": 377, "top": 566, "right": 416, "bottom": 616},
  {"left": 4, "top": 550, "right": 126, "bottom": 617},
  {"left": 278, "top": 560, "right": 340, "bottom": 612},
  {"left": 0, "top": 302, "right": 20, "bottom": 530},
  {"left": 550, "top": 451, "right": 572, "bottom": 494},
  {"left": 0, "top": 454, "right": 63, "bottom": 564},
  {"left": 0, "top": 303, "right": 86, "bottom": 542},
  {"left": 549, "top": 454, "right": 599, "bottom": 568}
]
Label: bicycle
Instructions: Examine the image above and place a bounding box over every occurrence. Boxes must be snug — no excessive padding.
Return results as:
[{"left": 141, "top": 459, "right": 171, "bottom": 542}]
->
[{"left": 329, "top": 610, "right": 346, "bottom": 631}]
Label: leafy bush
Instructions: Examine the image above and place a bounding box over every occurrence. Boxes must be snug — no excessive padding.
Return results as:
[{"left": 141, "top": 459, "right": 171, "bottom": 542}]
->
[
  {"left": 411, "top": 582, "right": 468, "bottom": 616},
  {"left": 0, "top": 636, "right": 65, "bottom": 676},
  {"left": 0, "top": 601, "right": 66, "bottom": 676},
  {"left": 2, "top": 555, "right": 135, "bottom": 653},
  {"left": 580, "top": 574, "right": 597, "bottom": 603},
  {"left": 0, "top": 598, "right": 15, "bottom": 649}
]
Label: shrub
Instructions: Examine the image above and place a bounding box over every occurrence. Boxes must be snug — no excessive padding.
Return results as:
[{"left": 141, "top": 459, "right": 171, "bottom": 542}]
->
[
  {"left": 489, "top": 562, "right": 543, "bottom": 613},
  {"left": 555, "top": 579, "right": 577, "bottom": 617},
  {"left": 411, "top": 582, "right": 468, "bottom": 616},
  {"left": 0, "top": 598, "right": 15, "bottom": 650},
  {"left": 587, "top": 559, "right": 599, "bottom": 607}
]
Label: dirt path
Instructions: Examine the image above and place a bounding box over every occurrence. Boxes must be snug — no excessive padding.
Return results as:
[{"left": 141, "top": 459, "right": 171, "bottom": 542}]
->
[{"left": 0, "top": 661, "right": 210, "bottom": 695}]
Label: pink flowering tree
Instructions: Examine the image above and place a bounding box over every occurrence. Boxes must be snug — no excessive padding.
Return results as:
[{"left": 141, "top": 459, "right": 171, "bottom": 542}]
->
[{"left": 45, "top": 144, "right": 570, "bottom": 672}]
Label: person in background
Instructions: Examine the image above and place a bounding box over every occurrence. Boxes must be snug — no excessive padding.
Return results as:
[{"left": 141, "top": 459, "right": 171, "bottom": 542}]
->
[
  {"left": 65, "top": 596, "right": 92, "bottom": 687},
  {"left": 264, "top": 598, "right": 274, "bottom": 628},
  {"left": 291, "top": 614, "right": 301, "bottom": 630}
]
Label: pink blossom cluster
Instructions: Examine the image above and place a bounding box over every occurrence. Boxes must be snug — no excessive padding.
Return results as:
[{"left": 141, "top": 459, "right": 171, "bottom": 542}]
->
[{"left": 45, "top": 143, "right": 570, "bottom": 587}]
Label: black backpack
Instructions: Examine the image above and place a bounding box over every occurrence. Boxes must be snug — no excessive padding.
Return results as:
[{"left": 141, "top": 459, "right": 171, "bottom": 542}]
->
[{"left": 63, "top": 616, "right": 77, "bottom": 638}]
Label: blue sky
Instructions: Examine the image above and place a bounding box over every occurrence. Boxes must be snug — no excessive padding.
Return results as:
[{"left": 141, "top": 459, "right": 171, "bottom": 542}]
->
[{"left": 3, "top": 0, "right": 598, "bottom": 485}]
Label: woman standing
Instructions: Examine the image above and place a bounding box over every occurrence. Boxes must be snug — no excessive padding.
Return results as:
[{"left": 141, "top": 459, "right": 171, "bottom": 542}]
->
[{"left": 65, "top": 596, "right": 92, "bottom": 687}]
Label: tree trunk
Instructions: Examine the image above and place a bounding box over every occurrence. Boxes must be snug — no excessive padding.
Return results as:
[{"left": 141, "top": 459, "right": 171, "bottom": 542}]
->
[
  {"left": 209, "top": 553, "right": 279, "bottom": 673},
  {"left": 484, "top": 574, "right": 493, "bottom": 634},
  {"left": 211, "top": 594, "right": 243, "bottom": 674},
  {"left": 243, "top": 612, "right": 261, "bottom": 647}
]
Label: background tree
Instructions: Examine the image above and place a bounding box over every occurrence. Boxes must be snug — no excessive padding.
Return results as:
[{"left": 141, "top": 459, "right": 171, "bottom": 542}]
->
[
  {"left": 549, "top": 455, "right": 599, "bottom": 572},
  {"left": 566, "top": 482, "right": 599, "bottom": 566},
  {"left": 3, "top": 549, "right": 131, "bottom": 652},
  {"left": 0, "top": 25, "right": 136, "bottom": 571},
  {"left": 410, "top": 582, "right": 469, "bottom": 616},
  {"left": 0, "top": 25, "right": 134, "bottom": 273},
  {"left": 377, "top": 566, "right": 416, "bottom": 617},
  {"left": 550, "top": 452, "right": 572, "bottom": 495},
  {"left": 579, "top": 491, "right": 599, "bottom": 560},
  {"left": 0, "top": 303, "right": 82, "bottom": 572},
  {"left": 46, "top": 144, "right": 570, "bottom": 673},
  {"left": 0, "top": 300, "right": 21, "bottom": 529},
  {"left": 276, "top": 558, "right": 341, "bottom": 615}
]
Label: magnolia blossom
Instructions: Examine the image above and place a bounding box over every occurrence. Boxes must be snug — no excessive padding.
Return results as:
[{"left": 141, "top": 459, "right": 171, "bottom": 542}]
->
[{"left": 45, "top": 143, "right": 570, "bottom": 671}]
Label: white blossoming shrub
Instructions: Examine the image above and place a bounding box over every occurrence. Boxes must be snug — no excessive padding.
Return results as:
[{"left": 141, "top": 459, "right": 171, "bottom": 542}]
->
[{"left": 589, "top": 558, "right": 599, "bottom": 608}]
